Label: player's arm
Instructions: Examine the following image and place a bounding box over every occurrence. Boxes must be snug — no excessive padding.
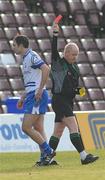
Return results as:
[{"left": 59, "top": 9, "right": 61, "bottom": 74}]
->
[
  {"left": 31, "top": 54, "right": 50, "bottom": 101},
  {"left": 39, "top": 63, "right": 50, "bottom": 90},
  {"left": 35, "top": 64, "right": 50, "bottom": 101},
  {"left": 51, "top": 23, "right": 60, "bottom": 62}
]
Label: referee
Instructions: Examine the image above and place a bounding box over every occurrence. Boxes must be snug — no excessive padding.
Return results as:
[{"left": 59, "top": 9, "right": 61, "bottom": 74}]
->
[{"left": 49, "top": 23, "right": 99, "bottom": 165}]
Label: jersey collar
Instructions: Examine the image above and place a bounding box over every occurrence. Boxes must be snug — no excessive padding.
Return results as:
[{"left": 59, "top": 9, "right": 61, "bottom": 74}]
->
[{"left": 23, "top": 48, "right": 32, "bottom": 59}]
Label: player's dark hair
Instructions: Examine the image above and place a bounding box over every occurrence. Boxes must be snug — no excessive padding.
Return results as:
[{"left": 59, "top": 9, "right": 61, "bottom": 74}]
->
[{"left": 14, "top": 35, "right": 29, "bottom": 48}]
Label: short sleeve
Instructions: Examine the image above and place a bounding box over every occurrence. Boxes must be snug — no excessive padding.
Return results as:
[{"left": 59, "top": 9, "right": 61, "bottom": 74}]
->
[{"left": 31, "top": 53, "right": 45, "bottom": 69}]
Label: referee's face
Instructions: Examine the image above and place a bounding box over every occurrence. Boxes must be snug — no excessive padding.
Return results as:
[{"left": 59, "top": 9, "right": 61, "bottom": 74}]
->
[{"left": 64, "top": 49, "right": 79, "bottom": 64}]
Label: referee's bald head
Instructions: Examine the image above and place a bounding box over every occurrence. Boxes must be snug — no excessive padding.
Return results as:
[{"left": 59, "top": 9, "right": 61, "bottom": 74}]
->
[
  {"left": 64, "top": 42, "right": 79, "bottom": 54},
  {"left": 64, "top": 42, "right": 79, "bottom": 64}
]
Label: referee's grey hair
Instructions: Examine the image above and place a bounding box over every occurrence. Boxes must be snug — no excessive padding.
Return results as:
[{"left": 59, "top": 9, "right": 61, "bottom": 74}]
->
[{"left": 64, "top": 42, "right": 79, "bottom": 52}]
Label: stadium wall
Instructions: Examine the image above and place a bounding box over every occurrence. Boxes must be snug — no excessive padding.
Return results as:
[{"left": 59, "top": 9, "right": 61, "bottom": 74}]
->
[{"left": 0, "top": 111, "right": 105, "bottom": 152}]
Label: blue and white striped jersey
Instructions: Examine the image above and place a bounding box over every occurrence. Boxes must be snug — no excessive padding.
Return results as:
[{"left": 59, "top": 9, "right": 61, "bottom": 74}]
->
[{"left": 22, "top": 49, "right": 45, "bottom": 93}]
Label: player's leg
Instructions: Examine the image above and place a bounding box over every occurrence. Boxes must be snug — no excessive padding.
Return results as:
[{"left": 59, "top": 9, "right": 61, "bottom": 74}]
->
[
  {"left": 22, "top": 114, "right": 45, "bottom": 144},
  {"left": 33, "top": 114, "right": 48, "bottom": 164},
  {"left": 63, "top": 115, "right": 99, "bottom": 164},
  {"left": 34, "top": 89, "right": 56, "bottom": 165},
  {"left": 34, "top": 115, "right": 59, "bottom": 166},
  {"left": 34, "top": 115, "right": 47, "bottom": 140},
  {"left": 22, "top": 90, "right": 55, "bottom": 165},
  {"left": 22, "top": 114, "right": 56, "bottom": 164}
]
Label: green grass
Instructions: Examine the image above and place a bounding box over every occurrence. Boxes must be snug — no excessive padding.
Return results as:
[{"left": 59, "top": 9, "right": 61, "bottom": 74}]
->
[{"left": 0, "top": 149, "right": 105, "bottom": 180}]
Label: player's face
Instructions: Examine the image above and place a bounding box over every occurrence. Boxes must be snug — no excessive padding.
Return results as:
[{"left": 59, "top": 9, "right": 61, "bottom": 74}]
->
[{"left": 12, "top": 40, "right": 22, "bottom": 55}]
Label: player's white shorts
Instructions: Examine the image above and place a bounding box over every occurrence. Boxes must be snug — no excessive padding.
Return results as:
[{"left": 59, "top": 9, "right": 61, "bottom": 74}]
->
[{"left": 24, "top": 89, "right": 48, "bottom": 114}]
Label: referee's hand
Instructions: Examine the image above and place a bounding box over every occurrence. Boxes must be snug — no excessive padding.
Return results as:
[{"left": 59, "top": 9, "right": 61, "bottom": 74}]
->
[{"left": 53, "top": 23, "right": 59, "bottom": 35}]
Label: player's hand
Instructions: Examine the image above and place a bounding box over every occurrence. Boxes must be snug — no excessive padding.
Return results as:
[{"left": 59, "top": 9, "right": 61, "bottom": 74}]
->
[
  {"left": 35, "top": 88, "right": 43, "bottom": 102},
  {"left": 79, "top": 87, "right": 86, "bottom": 97},
  {"left": 17, "top": 99, "right": 24, "bottom": 109}
]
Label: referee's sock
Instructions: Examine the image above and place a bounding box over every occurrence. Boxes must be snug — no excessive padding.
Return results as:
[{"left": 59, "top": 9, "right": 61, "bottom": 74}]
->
[
  {"left": 78, "top": 132, "right": 85, "bottom": 149},
  {"left": 49, "top": 136, "right": 59, "bottom": 151},
  {"left": 70, "top": 133, "right": 85, "bottom": 153},
  {"left": 70, "top": 133, "right": 88, "bottom": 160}
]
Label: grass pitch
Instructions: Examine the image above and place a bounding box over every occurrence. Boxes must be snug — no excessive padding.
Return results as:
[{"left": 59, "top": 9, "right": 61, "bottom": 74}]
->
[{"left": 0, "top": 149, "right": 105, "bottom": 180}]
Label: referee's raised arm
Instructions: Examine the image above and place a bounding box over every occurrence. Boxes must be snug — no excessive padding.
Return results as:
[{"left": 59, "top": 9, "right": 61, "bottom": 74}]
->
[{"left": 51, "top": 23, "right": 60, "bottom": 62}]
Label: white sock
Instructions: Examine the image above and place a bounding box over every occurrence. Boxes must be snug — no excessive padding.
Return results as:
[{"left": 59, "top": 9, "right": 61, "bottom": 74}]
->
[{"left": 80, "top": 151, "right": 88, "bottom": 160}]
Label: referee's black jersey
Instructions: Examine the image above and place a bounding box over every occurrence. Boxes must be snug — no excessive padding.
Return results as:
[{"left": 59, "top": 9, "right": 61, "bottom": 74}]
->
[{"left": 50, "top": 35, "right": 80, "bottom": 99}]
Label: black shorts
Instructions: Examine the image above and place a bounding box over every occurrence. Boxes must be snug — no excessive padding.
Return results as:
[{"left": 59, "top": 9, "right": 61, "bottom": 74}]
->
[{"left": 52, "top": 94, "right": 74, "bottom": 122}]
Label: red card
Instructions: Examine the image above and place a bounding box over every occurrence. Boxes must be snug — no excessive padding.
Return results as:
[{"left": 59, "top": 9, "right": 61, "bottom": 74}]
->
[{"left": 54, "top": 15, "right": 63, "bottom": 24}]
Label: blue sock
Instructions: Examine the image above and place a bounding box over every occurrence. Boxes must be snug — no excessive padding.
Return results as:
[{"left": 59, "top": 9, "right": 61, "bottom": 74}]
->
[
  {"left": 39, "top": 145, "right": 45, "bottom": 161},
  {"left": 40, "top": 142, "right": 52, "bottom": 155}
]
